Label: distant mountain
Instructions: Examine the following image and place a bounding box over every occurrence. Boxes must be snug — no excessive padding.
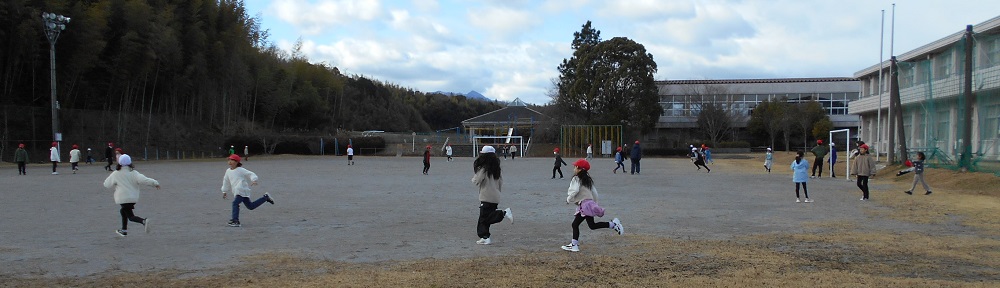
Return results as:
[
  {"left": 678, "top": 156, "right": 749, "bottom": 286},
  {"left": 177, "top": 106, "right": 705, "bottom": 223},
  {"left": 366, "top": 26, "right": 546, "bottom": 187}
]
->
[{"left": 432, "top": 90, "right": 492, "bottom": 101}]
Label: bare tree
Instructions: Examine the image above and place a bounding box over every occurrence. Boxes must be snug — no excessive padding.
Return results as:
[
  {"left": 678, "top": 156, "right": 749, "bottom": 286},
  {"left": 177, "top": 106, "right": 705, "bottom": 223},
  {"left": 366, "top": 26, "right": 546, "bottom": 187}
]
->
[{"left": 688, "top": 85, "right": 743, "bottom": 146}]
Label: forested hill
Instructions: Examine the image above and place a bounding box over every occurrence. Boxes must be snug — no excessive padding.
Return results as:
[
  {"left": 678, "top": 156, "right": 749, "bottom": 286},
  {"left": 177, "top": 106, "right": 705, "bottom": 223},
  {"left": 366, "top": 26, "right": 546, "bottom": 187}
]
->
[{"left": 0, "top": 0, "right": 503, "bottom": 135}]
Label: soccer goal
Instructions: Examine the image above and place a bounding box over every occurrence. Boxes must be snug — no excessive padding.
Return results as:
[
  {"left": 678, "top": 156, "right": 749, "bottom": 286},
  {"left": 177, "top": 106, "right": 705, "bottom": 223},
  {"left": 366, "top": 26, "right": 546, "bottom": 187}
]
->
[
  {"left": 473, "top": 135, "right": 524, "bottom": 158},
  {"left": 829, "top": 129, "right": 851, "bottom": 181}
]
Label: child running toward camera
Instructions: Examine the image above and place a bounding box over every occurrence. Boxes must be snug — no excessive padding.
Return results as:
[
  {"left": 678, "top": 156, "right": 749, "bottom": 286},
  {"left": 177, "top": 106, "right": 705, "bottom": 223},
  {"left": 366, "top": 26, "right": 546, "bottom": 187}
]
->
[
  {"left": 221, "top": 154, "right": 274, "bottom": 227},
  {"left": 561, "top": 159, "right": 624, "bottom": 252}
]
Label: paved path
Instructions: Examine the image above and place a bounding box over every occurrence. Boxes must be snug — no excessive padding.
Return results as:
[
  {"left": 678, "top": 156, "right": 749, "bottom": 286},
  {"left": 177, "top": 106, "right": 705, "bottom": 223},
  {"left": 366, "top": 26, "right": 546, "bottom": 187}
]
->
[{"left": 1, "top": 155, "right": 900, "bottom": 277}]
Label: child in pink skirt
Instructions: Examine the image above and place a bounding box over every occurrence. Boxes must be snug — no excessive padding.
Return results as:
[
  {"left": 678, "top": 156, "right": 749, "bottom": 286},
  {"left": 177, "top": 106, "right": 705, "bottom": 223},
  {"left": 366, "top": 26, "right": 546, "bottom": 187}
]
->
[{"left": 561, "top": 159, "right": 624, "bottom": 252}]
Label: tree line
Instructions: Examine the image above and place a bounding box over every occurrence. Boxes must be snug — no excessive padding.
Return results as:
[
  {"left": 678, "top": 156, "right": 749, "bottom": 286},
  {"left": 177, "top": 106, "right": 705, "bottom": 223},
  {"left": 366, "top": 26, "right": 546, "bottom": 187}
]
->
[{"left": 0, "top": 0, "right": 502, "bottom": 141}]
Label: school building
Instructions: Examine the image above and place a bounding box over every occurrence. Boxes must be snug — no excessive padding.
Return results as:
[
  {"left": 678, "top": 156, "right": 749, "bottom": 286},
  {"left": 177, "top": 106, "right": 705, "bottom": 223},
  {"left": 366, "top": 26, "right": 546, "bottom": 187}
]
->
[
  {"left": 654, "top": 78, "right": 861, "bottom": 148},
  {"left": 849, "top": 15, "right": 1000, "bottom": 164}
]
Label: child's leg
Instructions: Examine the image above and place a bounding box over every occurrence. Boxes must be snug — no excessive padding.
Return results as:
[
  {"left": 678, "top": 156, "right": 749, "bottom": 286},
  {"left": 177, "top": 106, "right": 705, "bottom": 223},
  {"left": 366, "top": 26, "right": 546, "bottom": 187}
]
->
[
  {"left": 802, "top": 183, "right": 809, "bottom": 198},
  {"left": 571, "top": 214, "right": 585, "bottom": 241},
  {"left": 583, "top": 216, "right": 611, "bottom": 230},
  {"left": 231, "top": 196, "right": 244, "bottom": 221},
  {"left": 245, "top": 195, "right": 268, "bottom": 210},
  {"left": 916, "top": 174, "right": 931, "bottom": 192},
  {"left": 478, "top": 202, "right": 503, "bottom": 239},
  {"left": 795, "top": 182, "right": 801, "bottom": 198},
  {"left": 120, "top": 203, "right": 144, "bottom": 230}
]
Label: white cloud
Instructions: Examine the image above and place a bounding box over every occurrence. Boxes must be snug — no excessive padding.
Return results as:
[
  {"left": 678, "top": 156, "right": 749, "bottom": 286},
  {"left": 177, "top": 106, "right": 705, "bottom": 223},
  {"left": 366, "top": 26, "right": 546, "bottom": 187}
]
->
[
  {"left": 466, "top": 6, "right": 541, "bottom": 40},
  {"left": 600, "top": 0, "right": 695, "bottom": 20},
  {"left": 270, "top": 0, "right": 383, "bottom": 34}
]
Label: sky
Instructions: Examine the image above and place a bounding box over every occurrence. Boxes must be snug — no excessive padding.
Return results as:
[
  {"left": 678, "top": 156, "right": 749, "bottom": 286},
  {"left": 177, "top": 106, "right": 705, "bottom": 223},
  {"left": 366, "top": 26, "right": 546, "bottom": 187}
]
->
[{"left": 242, "top": 0, "right": 999, "bottom": 105}]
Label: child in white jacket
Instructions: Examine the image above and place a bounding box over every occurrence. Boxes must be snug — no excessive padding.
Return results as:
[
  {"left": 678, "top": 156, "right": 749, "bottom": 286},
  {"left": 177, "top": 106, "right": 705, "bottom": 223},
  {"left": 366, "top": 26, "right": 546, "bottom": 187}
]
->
[
  {"left": 103, "top": 154, "right": 160, "bottom": 237},
  {"left": 222, "top": 154, "right": 274, "bottom": 227},
  {"left": 561, "top": 159, "right": 624, "bottom": 252}
]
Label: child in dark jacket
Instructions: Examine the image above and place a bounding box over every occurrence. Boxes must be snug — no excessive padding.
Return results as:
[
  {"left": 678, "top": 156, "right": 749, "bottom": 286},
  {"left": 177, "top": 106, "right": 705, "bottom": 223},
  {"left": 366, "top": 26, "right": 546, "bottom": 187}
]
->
[{"left": 552, "top": 148, "right": 567, "bottom": 179}]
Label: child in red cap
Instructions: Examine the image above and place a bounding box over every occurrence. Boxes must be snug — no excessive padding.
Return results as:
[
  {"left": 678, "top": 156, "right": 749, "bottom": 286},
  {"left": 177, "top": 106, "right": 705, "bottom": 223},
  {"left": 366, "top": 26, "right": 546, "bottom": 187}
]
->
[
  {"left": 346, "top": 144, "right": 354, "bottom": 165},
  {"left": 613, "top": 146, "right": 626, "bottom": 174},
  {"left": 552, "top": 147, "right": 567, "bottom": 179},
  {"left": 69, "top": 144, "right": 81, "bottom": 174},
  {"left": 221, "top": 154, "right": 274, "bottom": 227},
  {"left": 49, "top": 142, "right": 61, "bottom": 175},
  {"left": 561, "top": 159, "right": 624, "bottom": 252}
]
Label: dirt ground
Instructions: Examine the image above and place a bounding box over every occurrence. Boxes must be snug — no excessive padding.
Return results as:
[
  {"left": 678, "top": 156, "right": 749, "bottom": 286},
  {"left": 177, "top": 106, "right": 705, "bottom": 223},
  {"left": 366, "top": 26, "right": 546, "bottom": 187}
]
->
[{"left": 2, "top": 152, "right": 999, "bottom": 286}]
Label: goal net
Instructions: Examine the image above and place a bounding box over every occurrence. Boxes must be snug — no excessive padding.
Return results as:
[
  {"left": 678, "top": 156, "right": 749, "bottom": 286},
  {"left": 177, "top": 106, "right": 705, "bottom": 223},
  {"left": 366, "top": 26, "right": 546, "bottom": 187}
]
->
[{"left": 473, "top": 136, "right": 523, "bottom": 158}]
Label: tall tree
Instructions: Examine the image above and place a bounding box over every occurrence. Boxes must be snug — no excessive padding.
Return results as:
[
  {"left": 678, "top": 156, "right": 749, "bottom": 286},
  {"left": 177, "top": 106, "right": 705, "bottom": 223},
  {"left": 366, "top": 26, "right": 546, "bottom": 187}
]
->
[{"left": 748, "top": 99, "right": 787, "bottom": 149}]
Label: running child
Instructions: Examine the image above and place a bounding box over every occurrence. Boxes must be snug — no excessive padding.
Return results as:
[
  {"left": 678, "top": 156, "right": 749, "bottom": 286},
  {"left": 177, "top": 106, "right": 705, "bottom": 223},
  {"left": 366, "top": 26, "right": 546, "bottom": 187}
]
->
[
  {"left": 561, "top": 159, "right": 624, "bottom": 252},
  {"left": 446, "top": 144, "right": 453, "bottom": 162},
  {"left": 791, "top": 151, "right": 812, "bottom": 203},
  {"left": 69, "top": 144, "right": 81, "bottom": 174},
  {"left": 552, "top": 148, "right": 567, "bottom": 179},
  {"left": 103, "top": 154, "right": 160, "bottom": 236},
  {"left": 693, "top": 148, "right": 711, "bottom": 173},
  {"left": 221, "top": 154, "right": 274, "bottom": 227},
  {"left": 612, "top": 147, "right": 626, "bottom": 174},
  {"left": 471, "top": 146, "right": 513, "bottom": 245}
]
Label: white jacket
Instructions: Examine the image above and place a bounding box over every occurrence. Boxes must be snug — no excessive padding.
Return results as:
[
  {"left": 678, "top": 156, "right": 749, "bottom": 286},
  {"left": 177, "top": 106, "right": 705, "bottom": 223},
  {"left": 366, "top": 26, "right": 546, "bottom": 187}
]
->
[
  {"left": 70, "top": 149, "right": 81, "bottom": 163},
  {"left": 50, "top": 147, "right": 60, "bottom": 162},
  {"left": 104, "top": 168, "right": 159, "bottom": 204},
  {"left": 222, "top": 167, "right": 258, "bottom": 197}
]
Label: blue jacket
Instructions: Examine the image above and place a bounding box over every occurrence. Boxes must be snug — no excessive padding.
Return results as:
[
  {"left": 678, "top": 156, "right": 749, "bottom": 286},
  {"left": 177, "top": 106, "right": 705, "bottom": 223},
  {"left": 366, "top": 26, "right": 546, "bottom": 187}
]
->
[
  {"left": 630, "top": 144, "right": 642, "bottom": 160},
  {"left": 829, "top": 145, "right": 838, "bottom": 163},
  {"left": 791, "top": 158, "right": 809, "bottom": 182},
  {"left": 615, "top": 151, "right": 623, "bottom": 163}
]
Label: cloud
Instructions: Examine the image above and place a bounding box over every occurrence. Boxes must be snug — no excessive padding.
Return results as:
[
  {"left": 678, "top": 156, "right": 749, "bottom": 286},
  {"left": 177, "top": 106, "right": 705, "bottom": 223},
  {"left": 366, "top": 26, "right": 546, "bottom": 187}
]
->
[
  {"left": 466, "top": 6, "right": 541, "bottom": 40},
  {"left": 270, "top": 0, "right": 383, "bottom": 34},
  {"left": 600, "top": 0, "right": 695, "bottom": 20}
]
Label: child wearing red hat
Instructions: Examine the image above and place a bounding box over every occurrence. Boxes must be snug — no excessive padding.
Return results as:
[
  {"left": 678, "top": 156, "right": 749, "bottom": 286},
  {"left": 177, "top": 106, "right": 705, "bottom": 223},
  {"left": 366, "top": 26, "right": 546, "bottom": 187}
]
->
[
  {"left": 810, "top": 139, "right": 829, "bottom": 178},
  {"left": 104, "top": 142, "right": 115, "bottom": 171},
  {"left": 613, "top": 146, "right": 626, "bottom": 174},
  {"left": 561, "top": 159, "right": 624, "bottom": 252},
  {"left": 69, "top": 144, "right": 81, "bottom": 174},
  {"left": 221, "top": 154, "right": 274, "bottom": 227},
  {"left": 15, "top": 143, "right": 29, "bottom": 175},
  {"left": 49, "top": 142, "right": 61, "bottom": 175},
  {"left": 423, "top": 145, "right": 432, "bottom": 175},
  {"left": 552, "top": 147, "right": 567, "bottom": 179}
]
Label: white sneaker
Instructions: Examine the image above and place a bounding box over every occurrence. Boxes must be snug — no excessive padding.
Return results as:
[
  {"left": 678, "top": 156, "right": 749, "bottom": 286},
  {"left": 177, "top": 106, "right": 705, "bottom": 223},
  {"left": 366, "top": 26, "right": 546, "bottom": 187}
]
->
[
  {"left": 561, "top": 244, "right": 580, "bottom": 252},
  {"left": 612, "top": 218, "right": 624, "bottom": 235},
  {"left": 796, "top": 198, "right": 801, "bottom": 203},
  {"left": 860, "top": 198, "right": 867, "bottom": 201},
  {"left": 144, "top": 218, "right": 150, "bottom": 233},
  {"left": 52, "top": 172, "right": 59, "bottom": 175},
  {"left": 804, "top": 199, "right": 814, "bottom": 203},
  {"left": 476, "top": 238, "right": 492, "bottom": 245},
  {"left": 503, "top": 208, "right": 513, "bottom": 224}
]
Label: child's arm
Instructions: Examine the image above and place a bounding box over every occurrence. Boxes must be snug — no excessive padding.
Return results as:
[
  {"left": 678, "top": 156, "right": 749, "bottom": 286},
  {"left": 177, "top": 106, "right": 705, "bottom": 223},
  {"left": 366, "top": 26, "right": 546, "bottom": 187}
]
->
[
  {"left": 134, "top": 171, "right": 161, "bottom": 189},
  {"left": 103, "top": 172, "right": 116, "bottom": 189},
  {"left": 566, "top": 177, "right": 581, "bottom": 204}
]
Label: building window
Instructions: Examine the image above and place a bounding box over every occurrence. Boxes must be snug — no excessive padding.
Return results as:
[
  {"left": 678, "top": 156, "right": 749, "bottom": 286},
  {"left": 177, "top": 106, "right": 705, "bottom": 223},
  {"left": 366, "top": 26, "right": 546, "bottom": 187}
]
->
[
  {"left": 899, "top": 65, "right": 915, "bottom": 88},
  {"left": 934, "top": 51, "right": 954, "bottom": 80}
]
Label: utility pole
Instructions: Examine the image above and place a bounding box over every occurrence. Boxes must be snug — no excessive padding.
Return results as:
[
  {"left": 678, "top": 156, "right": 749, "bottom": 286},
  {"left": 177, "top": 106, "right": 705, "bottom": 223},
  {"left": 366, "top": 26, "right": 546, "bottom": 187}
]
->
[{"left": 42, "top": 12, "right": 70, "bottom": 147}]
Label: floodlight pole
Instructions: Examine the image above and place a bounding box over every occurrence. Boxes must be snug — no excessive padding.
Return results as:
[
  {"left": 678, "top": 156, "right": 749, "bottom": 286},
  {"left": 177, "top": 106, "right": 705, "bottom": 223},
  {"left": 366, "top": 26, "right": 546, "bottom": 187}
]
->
[{"left": 42, "top": 12, "right": 70, "bottom": 147}]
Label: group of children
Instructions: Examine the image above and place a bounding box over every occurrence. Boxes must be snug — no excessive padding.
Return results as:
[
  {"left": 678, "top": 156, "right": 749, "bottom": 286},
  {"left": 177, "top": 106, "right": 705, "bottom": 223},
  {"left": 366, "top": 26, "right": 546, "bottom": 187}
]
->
[
  {"left": 770, "top": 139, "right": 932, "bottom": 203},
  {"left": 473, "top": 145, "right": 624, "bottom": 252}
]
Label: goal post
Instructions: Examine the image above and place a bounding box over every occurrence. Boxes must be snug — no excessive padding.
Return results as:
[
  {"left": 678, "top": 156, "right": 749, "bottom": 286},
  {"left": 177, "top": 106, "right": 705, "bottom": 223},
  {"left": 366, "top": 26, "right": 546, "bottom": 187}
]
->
[
  {"left": 830, "top": 129, "right": 851, "bottom": 181},
  {"left": 473, "top": 136, "right": 524, "bottom": 158}
]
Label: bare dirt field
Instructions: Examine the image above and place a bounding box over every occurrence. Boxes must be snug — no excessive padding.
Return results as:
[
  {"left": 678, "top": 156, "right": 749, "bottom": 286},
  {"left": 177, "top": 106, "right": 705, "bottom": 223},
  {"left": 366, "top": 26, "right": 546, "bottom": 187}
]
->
[{"left": 2, "top": 152, "right": 999, "bottom": 287}]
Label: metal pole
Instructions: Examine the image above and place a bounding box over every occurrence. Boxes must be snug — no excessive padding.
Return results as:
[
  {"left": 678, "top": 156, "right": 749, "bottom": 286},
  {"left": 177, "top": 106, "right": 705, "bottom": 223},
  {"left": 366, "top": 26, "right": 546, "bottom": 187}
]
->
[
  {"left": 960, "top": 25, "right": 975, "bottom": 171},
  {"left": 876, "top": 9, "right": 884, "bottom": 161}
]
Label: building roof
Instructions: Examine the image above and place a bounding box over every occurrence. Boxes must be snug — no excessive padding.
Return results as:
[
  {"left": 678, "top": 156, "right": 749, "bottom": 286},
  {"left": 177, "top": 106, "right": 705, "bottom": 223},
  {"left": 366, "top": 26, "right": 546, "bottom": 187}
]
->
[
  {"left": 461, "top": 98, "right": 551, "bottom": 125},
  {"left": 657, "top": 77, "right": 857, "bottom": 85},
  {"left": 855, "top": 15, "right": 1000, "bottom": 77}
]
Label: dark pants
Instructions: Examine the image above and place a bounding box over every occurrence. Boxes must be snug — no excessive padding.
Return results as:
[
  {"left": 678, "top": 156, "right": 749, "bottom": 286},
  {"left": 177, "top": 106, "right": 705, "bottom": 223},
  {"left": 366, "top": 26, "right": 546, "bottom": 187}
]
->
[
  {"left": 830, "top": 162, "right": 837, "bottom": 177},
  {"left": 106, "top": 158, "right": 113, "bottom": 171},
  {"left": 795, "top": 182, "right": 809, "bottom": 198},
  {"left": 17, "top": 161, "right": 26, "bottom": 175},
  {"left": 477, "top": 202, "right": 505, "bottom": 239},
  {"left": 811, "top": 157, "right": 824, "bottom": 176},
  {"left": 423, "top": 161, "right": 430, "bottom": 174},
  {"left": 857, "top": 176, "right": 870, "bottom": 199},
  {"left": 119, "top": 203, "right": 145, "bottom": 230},
  {"left": 51, "top": 161, "right": 58, "bottom": 172},
  {"left": 231, "top": 195, "right": 268, "bottom": 221},
  {"left": 630, "top": 159, "right": 641, "bottom": 174},
  {"left": 571, "top": 214, "right": 610, "bottom": 240},
  {"left": 613, "top": 162, "right": 625, "bottom": 173},
  {"left": 72, "top": 162, "right": 79, "bottom": 171},
  {"left": 552, "top": 166, "right": 563, "bottom": 178}
]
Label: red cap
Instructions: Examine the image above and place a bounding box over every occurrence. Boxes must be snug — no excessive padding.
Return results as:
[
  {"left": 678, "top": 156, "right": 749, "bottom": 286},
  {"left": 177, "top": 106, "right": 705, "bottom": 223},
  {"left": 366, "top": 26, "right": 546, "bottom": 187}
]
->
[
  {"left": 52, "top": 142, "right": 57, "bottom": 147},
  {"left": 115, "top": 148, "right": 123, "bottom": 152},
  {"left": 426, "top": 145, "right": 432, "bottom": 149},
  {"left": 72, "top": 144, "right": 79, "bottom": 149},
  {"left": 347, "top": 144, "right": 352, "bottom": 148},
  {"left": 817, "top": 139, "right": 823, "bottom": 144},
  {"left": 18, "top": 143, "right": 25, "bottom": 148},
  {"left": 108, "top": 142, "right": 113, "bottom": 146},
  {"left": 228, "top": 154, "right": 241, "bottom": 162},
  {"left": 573, "top": 159, "right": 591, "bottom": 171},
  {"left": 859, "top": 144, "right": 869, "bottom": 150},
  {"left": 635, "top": 140, "right": 640, "bottom": 144},
  {"left": 553, "top": 148, "right": 560, "bottom": 153},
  {"left": 616, "top": 146, "right": 622, "bottom": 151}
]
